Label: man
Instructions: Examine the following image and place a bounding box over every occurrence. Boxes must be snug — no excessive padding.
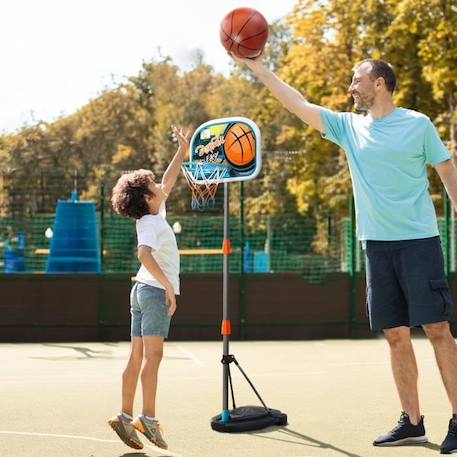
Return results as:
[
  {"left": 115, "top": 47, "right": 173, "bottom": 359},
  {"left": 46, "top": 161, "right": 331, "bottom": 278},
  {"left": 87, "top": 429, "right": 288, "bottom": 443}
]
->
[{"left": 230, "top": 53, "right": 457, "bottom": 454}]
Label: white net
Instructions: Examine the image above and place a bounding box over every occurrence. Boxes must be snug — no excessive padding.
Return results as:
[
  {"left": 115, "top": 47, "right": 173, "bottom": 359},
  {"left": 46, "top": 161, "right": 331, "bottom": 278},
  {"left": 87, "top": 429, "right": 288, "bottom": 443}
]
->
[{"left": 182, "top": 162, "right": 229, "bottom": 210}]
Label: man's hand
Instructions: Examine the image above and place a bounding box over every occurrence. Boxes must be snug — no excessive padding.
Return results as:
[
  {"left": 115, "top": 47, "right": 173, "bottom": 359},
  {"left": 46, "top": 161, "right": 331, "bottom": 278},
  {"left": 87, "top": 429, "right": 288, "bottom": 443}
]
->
[{"left": 228, "top": 51, "right": 264, "bottom": 73}]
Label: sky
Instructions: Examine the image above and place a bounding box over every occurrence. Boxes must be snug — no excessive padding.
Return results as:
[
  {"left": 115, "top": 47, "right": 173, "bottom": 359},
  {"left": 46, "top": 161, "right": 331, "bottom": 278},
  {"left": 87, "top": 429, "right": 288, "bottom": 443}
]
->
[{"left": 0, "top": 0, "right": 297, "bottom": 134}]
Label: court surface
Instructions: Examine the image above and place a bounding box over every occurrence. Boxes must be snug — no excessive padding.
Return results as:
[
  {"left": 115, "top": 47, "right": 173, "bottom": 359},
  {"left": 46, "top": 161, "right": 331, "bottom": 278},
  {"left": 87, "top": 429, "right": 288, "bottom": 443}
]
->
[{"left": 0, "top": 337, "right": 452, "bottom": 457}]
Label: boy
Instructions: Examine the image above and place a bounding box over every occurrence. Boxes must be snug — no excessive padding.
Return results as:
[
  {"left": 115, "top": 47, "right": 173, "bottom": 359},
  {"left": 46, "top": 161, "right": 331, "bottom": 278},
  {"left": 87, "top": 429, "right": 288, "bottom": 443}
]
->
[{"left": 108, "top": 126, "right": 189, "bottom": 450}]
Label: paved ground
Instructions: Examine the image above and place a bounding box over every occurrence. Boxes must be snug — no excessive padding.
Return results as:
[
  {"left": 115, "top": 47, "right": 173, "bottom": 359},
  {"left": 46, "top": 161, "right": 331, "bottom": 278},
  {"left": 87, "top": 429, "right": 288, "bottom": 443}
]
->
[{"left": 0, "top": 337, "right": 453, "bottom": 457}]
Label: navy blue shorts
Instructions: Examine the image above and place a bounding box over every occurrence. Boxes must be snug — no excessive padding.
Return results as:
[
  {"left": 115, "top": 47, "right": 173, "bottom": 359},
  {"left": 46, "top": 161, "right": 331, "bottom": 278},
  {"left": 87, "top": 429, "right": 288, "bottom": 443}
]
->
[{"left": 365, "top": 236, "right": 453, "bottom": 331}]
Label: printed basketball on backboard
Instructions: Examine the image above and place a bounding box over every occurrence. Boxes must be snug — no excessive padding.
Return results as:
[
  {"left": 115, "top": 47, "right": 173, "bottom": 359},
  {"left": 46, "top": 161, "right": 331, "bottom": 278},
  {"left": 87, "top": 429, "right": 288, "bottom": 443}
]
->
[{"left": 188, "top": 117, "right": 261, "bottom": 184}]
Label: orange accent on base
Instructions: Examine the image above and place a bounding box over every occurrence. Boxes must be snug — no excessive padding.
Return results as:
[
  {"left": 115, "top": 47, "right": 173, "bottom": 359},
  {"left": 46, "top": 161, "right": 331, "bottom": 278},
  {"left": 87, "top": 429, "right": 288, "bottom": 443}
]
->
[
  {"left": 221, "top": 320, "right": 231, "bottom": 336},
  {"left": 222, "top": 240, "right": 232, "bottom": 255}
]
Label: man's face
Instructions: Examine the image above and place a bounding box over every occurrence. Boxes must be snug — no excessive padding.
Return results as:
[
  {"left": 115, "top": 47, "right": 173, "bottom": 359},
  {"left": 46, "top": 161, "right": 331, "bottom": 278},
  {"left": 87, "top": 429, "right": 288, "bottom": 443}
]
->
[{"left": 349, "top": 63, "right": 377, "bottom": 111}]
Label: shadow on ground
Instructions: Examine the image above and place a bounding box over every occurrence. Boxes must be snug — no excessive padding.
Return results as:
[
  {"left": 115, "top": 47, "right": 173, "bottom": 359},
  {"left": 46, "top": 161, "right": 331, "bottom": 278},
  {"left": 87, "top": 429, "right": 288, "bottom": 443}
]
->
[
  {"left": 248, "top": 426, "right": 362, "bottom": 457},
  {"left": 248, "top": 426, "right": 441, "bottom": 456},
  {"left": 28, "top": 343, "right": 189, "bottom": 361},
  {"left": 119, "top": 452, "right": 176, "bottom": 457}
]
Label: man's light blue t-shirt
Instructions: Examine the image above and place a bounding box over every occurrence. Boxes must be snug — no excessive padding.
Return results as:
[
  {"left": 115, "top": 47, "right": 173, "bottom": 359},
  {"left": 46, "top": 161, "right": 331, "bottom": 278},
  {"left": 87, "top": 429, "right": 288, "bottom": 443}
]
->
[{"left": 321, "top": 107, "right": 450, "bottom": 241}]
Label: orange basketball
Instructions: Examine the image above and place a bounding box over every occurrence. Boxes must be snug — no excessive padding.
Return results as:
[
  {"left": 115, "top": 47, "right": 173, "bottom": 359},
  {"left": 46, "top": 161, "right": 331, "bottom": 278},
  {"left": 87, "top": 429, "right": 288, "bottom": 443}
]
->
[
  {"left": 220, "top": 8, "right": 269, "bottom": 58},
  {"left": 224, "top": 123, "right": 256, "bottom": 168}
]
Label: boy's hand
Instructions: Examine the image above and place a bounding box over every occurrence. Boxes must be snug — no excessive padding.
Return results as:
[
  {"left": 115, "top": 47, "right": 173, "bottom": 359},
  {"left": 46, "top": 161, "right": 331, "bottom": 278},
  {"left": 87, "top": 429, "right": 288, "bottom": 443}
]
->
[
  {"left": 172, "top": 126, "right": 190, "bottom": 151},
  {"left": 165, "top": 286, "right": 177, "bottom": 316}
]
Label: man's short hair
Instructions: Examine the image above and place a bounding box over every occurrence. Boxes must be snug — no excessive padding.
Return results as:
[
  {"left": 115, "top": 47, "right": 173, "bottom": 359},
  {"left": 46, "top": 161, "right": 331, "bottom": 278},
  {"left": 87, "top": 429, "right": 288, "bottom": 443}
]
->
[{"left": 354, "top": 58, "right": 397, "bottom": 93}]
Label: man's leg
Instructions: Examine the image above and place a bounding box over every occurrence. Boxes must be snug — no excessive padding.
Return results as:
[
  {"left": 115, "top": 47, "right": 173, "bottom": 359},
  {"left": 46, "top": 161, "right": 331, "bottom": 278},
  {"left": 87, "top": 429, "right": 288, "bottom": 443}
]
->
[
  {"left": 384, "top": 326, "right": 421, "bottom": 424},
  {"left": 423, "top": 321, "right": 457, "bottom": 414},
  {"left": 423, "top": 321, "right": 457, "bottom": 454},
  {"left": 122, "top": 337, "right": 144, "bottom": 416}
]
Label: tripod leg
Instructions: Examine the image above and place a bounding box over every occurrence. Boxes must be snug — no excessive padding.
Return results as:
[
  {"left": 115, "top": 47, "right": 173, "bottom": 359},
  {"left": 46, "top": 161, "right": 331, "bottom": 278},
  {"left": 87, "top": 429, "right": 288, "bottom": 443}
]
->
[
  {"left": 227, "top": 363, "right": 237, "bottom": 409},
  {"left": 232, "top": 357, "right": 269, "bottom": 411}
]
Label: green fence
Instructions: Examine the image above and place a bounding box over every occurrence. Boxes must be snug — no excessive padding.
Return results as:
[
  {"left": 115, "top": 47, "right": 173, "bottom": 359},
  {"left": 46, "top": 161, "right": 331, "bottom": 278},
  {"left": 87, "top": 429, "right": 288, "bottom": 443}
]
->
[{"left": 1, "top": 172, "right": 454, "bottom": 281}]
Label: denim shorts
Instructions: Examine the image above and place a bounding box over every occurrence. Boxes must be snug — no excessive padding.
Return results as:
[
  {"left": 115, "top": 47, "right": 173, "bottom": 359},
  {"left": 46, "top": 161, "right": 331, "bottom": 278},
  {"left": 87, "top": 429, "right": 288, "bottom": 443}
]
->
[
  {"left": 365, "top": 236, "right": 453, "bottom": 331},
  {"left": 130, "top": 282, "right": 171, "bottom": 338}
]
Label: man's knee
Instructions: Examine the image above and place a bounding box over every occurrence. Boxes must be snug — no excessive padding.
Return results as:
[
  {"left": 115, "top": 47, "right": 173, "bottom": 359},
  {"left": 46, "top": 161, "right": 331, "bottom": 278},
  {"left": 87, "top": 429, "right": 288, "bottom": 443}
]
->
[
  {"left": 423, "top": 321, "right": 451, "bottom": 344},
  {"left": 384, "top": 326, "right": 411, "bottom": 348}
]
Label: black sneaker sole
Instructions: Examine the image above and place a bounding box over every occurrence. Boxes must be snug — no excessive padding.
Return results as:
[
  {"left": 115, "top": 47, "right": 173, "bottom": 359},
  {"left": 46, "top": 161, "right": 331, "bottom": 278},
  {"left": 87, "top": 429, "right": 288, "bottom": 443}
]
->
[{"left": 374, "top": 435, "right": 428, "bottom": 446}]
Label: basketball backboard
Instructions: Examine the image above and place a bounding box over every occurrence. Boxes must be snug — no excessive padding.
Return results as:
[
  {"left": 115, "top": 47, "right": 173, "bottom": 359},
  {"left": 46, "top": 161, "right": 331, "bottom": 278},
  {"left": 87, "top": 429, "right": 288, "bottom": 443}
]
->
[{"left": 187, "top": 117, "right": 261, "bottom": 184}]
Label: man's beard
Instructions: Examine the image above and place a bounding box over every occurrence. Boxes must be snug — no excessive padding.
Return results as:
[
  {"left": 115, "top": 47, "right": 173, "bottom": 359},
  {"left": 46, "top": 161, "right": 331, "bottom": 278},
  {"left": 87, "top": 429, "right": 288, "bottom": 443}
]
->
[{"left": 353, "top": 93, "right": 374, "bottom": 111}]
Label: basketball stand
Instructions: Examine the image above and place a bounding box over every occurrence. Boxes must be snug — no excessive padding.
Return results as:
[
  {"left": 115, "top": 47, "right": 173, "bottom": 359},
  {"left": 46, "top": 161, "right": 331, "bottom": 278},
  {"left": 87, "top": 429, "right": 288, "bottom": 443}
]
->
[
  {"left": 210, "top": 183, "right": 287, "bottom": 432},
  {"left": 182, "top": 117, "right": 287, "bottom": 433}
]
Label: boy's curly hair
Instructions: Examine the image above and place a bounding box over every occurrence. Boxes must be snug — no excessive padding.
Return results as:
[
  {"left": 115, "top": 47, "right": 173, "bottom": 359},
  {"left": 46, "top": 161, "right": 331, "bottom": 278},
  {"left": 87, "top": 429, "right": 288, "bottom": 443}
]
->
[{"left": 111, "top": 169, "right": 156, "bottom": 219}]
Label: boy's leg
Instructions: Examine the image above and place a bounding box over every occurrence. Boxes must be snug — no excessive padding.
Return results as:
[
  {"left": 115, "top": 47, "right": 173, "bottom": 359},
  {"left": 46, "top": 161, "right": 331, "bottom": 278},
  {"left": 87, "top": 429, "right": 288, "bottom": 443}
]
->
[
  {"left": 109, "top": 336, "right": 143, "bottom": 450},
  {"left": 132, "top": 285, "right": 170, "bottom": 449},
  {"left": 132, "top": 336, "right": 168, "bottom": 449},
  {"left": 108, "top": 283, "right": 144, "bottom": 450},
  {"left": 122, "top": 337, "right": 144, "bottom": 416},
  {"left": 141, "top": 335, "right": 164, "bottom": 417}
]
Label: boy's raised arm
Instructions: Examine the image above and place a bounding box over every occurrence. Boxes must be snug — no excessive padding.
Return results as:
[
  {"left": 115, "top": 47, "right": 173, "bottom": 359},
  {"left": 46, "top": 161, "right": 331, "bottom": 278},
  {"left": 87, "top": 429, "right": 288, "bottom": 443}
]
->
[{"left": 161, "top": 126, "right": 190, "bottom": 196}]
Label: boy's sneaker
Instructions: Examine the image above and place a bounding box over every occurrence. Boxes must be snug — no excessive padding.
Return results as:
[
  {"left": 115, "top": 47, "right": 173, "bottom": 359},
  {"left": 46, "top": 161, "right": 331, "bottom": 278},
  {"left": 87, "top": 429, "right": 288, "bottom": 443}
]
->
[
  {"left": 108, "top": 414, "right": 143, "bottom": 449},
  {"left": 132, "top": 415, "right": 168, "bottom": 450},
  {"left": 373, "top": 412, "right": 428, "bottom": 446},
  {"left": 440, "top": 415, "right": 457, "bottom": 454}
]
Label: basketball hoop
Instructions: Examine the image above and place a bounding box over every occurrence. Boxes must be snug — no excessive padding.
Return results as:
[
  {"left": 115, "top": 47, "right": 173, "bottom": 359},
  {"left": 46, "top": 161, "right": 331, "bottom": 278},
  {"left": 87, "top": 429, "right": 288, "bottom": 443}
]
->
[
  {"left": 182, "top": 161, "right": 229, "bottom": 211},
  {"left": 182, "top": 118, "right": 285, "bottom": 433}
]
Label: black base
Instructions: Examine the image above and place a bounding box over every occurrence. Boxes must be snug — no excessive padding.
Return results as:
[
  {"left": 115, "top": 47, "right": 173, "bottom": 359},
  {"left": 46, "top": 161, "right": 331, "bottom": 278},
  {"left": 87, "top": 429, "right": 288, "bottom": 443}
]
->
[{"left": 211, "top": 405, "right": 288, "bottom": 433}]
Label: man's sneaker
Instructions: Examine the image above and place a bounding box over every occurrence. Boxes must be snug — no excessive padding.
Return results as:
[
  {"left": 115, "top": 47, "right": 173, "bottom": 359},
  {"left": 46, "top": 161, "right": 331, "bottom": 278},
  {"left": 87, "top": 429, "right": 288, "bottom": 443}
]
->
[
  {"left": 132, "top": 415, "right": 168, "bottom": 450},
  {"left": 440, "top": 415, "right": 457, "bottom": 454},
  {"left": 108, "top": 414, "right": 143, "bottom": 449},
  {"left": 373, "top": 412, "right": 428, "bottom": 446}
]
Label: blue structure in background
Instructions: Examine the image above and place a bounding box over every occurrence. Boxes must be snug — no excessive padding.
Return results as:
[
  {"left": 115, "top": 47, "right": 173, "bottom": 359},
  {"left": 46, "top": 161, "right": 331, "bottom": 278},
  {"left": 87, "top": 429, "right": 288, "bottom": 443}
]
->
[
  {"left": 46, "top": 196, "right": 101, "bottom": 273},
  {"left": 243, "top": 242, "right": 270, "bottom": 273},
  {"left": 253, "top": 252, "right": 270, "bottom": 273},
  {"left": 3, "top": 233, "right": 27, "bottom": 273}
]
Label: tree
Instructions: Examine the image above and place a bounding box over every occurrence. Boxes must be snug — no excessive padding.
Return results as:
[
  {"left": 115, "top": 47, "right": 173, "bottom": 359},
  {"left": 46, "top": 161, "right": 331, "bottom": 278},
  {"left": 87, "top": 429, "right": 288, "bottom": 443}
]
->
[{"left": 417, "top": 0, "right": 457, "bottom": 157}]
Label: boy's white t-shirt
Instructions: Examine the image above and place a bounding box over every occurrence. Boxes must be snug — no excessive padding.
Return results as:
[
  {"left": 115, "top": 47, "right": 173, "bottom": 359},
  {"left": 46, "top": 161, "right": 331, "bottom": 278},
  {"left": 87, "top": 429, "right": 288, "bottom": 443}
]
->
[{"left": 135, "top": 203, "right": 180, "bottom": 295}]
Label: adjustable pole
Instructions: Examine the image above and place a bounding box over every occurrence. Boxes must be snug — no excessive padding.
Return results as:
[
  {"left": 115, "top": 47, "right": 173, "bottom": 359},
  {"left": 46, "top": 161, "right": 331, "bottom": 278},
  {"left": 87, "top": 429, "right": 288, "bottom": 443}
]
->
[{"left": 221, "top": 183, "right": 231, "bottom": 422}]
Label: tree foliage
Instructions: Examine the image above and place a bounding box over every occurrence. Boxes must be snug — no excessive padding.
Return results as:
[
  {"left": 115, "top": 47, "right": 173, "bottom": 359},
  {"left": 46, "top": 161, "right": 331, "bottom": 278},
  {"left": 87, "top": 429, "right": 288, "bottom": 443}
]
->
[{"left": 1, "top": 1, "right": 455, "bottom": 246}]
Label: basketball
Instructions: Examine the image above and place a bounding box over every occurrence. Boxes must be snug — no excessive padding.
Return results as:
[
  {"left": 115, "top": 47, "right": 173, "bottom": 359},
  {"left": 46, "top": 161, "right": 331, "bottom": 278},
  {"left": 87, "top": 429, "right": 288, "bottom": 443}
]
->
[
  {"left": 219, "top": 7, "right": 269, "bottom": 59},
  {"left": 224, "top": 123, "right": 256, "bottom": 169}
]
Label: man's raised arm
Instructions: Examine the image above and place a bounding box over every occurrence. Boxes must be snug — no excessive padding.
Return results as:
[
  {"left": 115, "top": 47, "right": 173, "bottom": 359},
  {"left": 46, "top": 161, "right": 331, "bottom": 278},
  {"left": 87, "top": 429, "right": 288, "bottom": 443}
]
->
[{"left": 230, "top": 53, "right": 325, "bottom": 133}]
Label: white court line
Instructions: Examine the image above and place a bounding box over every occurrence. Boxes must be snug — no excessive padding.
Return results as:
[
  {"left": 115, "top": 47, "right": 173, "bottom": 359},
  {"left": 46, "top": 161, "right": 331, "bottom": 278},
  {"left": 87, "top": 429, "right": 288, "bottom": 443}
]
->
[
  {"left": 0, "top": 431, "right": 185, "bottom": 457},
  {"left": 175, "top": 345, "right": 204, "bottom": 367}
]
